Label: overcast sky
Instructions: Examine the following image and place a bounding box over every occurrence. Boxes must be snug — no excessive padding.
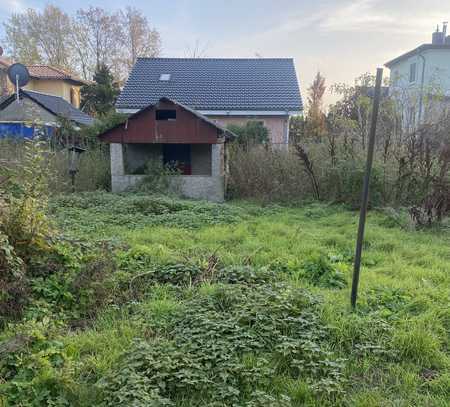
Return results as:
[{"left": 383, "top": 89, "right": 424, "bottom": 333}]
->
[{"left": 1, "top": 0, "right": 450, "bottom": 105}]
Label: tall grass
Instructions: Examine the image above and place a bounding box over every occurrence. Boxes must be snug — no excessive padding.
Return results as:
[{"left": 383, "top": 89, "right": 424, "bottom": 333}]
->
[
  {"left": 0, "top": 138, "right": 110, "bottom": 194},
  {"left": 228, "top": 145, "right": 312, "bottom": 203}
]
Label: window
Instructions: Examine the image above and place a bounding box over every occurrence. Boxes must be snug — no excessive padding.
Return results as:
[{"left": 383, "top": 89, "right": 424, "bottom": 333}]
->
[
  {"left": 409, "top": 62, "right": 417, "bottom": 83},
  {"left": 156, "top": 109, "right": 176, "bottom": 121},
  {"left": 159, "top": 73, "right": 171, "bottom": 81}
]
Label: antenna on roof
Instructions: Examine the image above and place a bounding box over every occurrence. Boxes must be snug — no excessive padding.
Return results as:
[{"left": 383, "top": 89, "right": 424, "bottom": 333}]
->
[{"left": 7, "top": 63, "right": 30, "bottom": 102}]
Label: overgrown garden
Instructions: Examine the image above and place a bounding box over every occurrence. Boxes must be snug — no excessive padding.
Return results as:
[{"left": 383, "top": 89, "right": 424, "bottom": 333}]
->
[{"left": 1, "top": 70, "right": 450, "bottom": 405}]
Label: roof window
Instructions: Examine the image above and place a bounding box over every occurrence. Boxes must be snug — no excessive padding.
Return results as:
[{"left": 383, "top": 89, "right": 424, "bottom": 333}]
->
[{"left": 159, "top": 73, "right": 171, "bottom": 81}]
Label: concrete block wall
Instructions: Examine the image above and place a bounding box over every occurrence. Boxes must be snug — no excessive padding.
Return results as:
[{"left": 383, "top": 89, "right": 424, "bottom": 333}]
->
[
  {"left": 109, "top": 142, "right": 225, "bottom": 201},
  {"left": 191, "top": 144, "right": 212, "bottom": 175},
  {"left": 124, "top": 144, "right": 162, "bottom": 173}
]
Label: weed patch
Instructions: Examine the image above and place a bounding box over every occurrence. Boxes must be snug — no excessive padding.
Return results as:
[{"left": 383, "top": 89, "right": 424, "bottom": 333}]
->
[
  {"left": 50, "top": 192, "right": 264, "bottom": 236},
  {"left": 98, "top": 284, "right": 345, "bottom": 406}
]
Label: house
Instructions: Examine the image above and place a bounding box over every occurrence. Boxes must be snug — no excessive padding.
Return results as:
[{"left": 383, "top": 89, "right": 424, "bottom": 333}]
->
[
  {"left": 98, "top": 97, "right": 236, "bottom": 202},
  {"left": 116, "top": 57, "right": 303, "bottom": 147},
  {"left": 0, "top": 56, "right": 88, "bottom": 108},
  {"left": 385, "top": 23, "right": 450, "bottom": 125},
  {"left": 0, "top": 89, "right": 93, "bottom": 138}
]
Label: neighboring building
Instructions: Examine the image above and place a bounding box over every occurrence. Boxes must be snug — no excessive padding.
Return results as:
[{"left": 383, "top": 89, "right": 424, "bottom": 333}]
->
[
  {"left": 116, "top": 57, "right": 303, "bottom": 147},
  {"left": 0, "top": 57, "right": 88, "bottom": 108},
  {"left": 98, "top": 97, "right": 236, "bottom": 202},
  {"left": 0, "top": 89, "right": 93, "bottom": 138},
  {"left": 385, "top": 24, "right": 450, "bottom": 125}
]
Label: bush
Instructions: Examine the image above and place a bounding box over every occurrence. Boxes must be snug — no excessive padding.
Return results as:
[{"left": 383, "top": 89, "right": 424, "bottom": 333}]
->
[
  {"left": 0, "top": 138, "right": 110, "bottom": 195},
  {"left": 229, "top": 146, "right": 311, "bottom": 202},
  {"left": 133, "top": 159, "right": 179, "bottom": 195},
  {"left": 0, "top": 141, "right": 54, "bottom": 322},
  {"left": 321, "top": 160, "right": 385, "bottom": 209},
  {"left": 227, "top": 121, "right": 269, "bottom": 148},
  {"left": 49, "top": 147, "right": 111, "bottom": 194}
]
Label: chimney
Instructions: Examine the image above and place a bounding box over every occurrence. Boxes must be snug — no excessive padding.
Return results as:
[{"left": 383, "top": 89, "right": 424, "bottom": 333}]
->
[
  {"left": 432, "top": 24, "right": 445, "bottom": 44},
  {"left": 444, "top": 21, "right": 448, "bottom": 36}
]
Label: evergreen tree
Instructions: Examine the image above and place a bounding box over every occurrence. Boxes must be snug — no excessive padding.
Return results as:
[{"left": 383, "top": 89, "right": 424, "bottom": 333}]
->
[{"left": 81, "top": 64, "right": 120, "bottom": 116}]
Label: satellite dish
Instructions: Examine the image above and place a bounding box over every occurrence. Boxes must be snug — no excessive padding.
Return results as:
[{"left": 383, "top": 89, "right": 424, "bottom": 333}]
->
[{"left": 7, "top": 63, "right": 30, "bottom": 88}]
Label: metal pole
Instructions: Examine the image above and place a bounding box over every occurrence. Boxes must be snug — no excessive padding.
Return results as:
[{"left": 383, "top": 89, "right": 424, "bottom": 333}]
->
[
  {"left": 351, "top": 68, "right": 383, "bottom": 309},
  {"left": 16, "top": 74, "right": 19, "bottom": 102}
]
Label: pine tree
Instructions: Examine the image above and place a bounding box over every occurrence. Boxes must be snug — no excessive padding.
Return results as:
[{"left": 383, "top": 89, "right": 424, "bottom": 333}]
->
[{"left": 80, "top": 64, "right": 120, "bottom": 116}]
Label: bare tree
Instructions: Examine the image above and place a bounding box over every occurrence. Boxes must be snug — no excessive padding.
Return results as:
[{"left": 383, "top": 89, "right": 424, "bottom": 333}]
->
[
  {"left": 184, "top": 39, "right": 209, "bottom": 58},
  {"left": 3, "top": 5, "right": 73, "bottom": 68},
  {"left": 3, "top": 5, "right": 162, "bottom": 82},
  {"left": 119, "top": 6, "right": 161, "bottom": 72},
  {"left": 3, "top": 13, "right": 41, "bottom": 63},
  {"left": 74, "top": 7, "right": 122, "bottom": 78}
]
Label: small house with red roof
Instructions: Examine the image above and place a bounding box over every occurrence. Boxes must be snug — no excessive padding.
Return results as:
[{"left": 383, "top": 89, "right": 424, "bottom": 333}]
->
[{"left": 0, "top": 57, "right": 88, "bottom": 108}]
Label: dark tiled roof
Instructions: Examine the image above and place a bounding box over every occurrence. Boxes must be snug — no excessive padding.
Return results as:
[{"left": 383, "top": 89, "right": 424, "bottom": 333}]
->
[
  {"left": 22, "top": 90, "right": 94, "bottom": 126},
  {"left": 116, "top": 58, "right": 303, "bottom": 112},
  {"left": 385, "top": 44, "right": 450, "bottom": 68}
]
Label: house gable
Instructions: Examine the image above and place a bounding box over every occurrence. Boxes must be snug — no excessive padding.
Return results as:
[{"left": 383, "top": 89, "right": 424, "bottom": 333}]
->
[
  {"left": 0, "top": 90, "right": 94, "bottom": 126},
  {"left": 99, "top": 98, "right": 233, "bottom": 144},
  {"left": 0, "top": 96, "right": 57, "bottom": 124}
]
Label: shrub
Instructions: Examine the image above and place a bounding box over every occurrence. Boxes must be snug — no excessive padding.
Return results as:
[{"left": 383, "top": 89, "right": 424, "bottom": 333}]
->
[
  {"left": 49, "top": 147, "right": 110, "bottom": 194},
  {"left": 321, "top": 160, "right": 385, "bottom": 209},
  {"left": 0, "top": 140, "right": 54, "bottom": 322},
  {"left": 133, "top": 159, "right": 180, "bottom": 195},
  {"left": 228, "top": 146, "right": 311, "bottom": 202},
  {"left": 227, "top": 121, "right": 269, "bottom": 148}
]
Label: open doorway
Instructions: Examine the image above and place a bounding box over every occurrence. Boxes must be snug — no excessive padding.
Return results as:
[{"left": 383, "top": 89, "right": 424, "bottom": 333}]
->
[{"left": 163, "top": 144, "right": 191, "bottom": 175}]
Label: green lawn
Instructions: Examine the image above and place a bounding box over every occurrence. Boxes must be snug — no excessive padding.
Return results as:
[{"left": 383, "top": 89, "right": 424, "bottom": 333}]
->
[{"left": 1, "top": 193, "right": 449, "bottom": 406}]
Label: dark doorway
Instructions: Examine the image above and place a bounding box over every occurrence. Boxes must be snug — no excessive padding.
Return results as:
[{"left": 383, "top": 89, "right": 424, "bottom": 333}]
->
[{"left": 163, "top": 144, "right": 191, "bottom": 175}]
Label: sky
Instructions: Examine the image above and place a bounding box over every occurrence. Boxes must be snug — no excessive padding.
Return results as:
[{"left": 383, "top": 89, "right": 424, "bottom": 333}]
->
[{"left": 1, "top": 0, "right": 450, "bottom": 105}]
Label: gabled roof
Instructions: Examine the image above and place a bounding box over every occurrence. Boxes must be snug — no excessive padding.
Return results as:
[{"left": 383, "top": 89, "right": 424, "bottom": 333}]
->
[
  {"left": 385, "top": 44, "right": 450, "bottom": 68},
  {"left": 99, "top": 97, "right": 236, "bottom": 142},
  {"left": 26, "top": 65, "right": 88, "bottom": 85},
  {"left": 116, "top": 57, "right": 303, "bottom": 113},
  {"left": 0, "top": 90, "right": 94, "bottom": 126},
  {"left": 0, "top": 58, "right": 87, "bottom": 86}
]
